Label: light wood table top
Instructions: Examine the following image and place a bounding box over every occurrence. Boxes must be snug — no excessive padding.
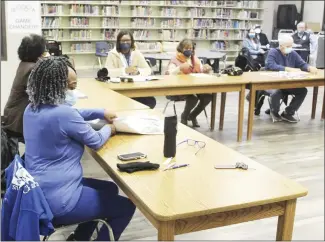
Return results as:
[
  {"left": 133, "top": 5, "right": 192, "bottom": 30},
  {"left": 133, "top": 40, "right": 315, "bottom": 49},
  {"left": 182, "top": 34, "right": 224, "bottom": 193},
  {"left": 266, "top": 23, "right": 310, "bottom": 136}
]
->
[
  {"left": 91, "top": 110, "right": 307, "bottom": 220},
  {"left": 75, "top": 78, "right": 149, "bottom": 111}
]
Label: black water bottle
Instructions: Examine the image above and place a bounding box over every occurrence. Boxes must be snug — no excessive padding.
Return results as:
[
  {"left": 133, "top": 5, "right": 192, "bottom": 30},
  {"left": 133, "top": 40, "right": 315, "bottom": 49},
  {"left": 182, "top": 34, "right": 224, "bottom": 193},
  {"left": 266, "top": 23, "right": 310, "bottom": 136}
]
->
[{"left": 163, "top": 115, "right": 178, "bottom": 158}]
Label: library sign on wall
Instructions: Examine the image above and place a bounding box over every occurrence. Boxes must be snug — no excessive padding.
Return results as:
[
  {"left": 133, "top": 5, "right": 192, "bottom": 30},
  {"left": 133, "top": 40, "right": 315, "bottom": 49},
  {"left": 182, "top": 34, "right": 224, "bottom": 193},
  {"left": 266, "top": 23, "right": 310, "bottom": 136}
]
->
[{"left": 7, "top": 1, "right": 41, "bottom": 33}]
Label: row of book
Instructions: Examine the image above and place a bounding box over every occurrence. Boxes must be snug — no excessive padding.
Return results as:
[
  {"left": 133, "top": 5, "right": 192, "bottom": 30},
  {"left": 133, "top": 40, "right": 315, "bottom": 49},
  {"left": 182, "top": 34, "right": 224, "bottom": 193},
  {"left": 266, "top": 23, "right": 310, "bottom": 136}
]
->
[
  {"left": 161, "top": 19, "right": 187, "bottom": 28},
  {"left": 70, "top": 43, "right": 93, "bottom": 52},
  {"left": 193, "top": 19, "right": 255, "bottom": 29},
  {"left": 161, "top": 7, "right": 178, "bottom": 17},
  {"left": 100, "top": 1, "right": 120, "bottom": 4},
  {"left": 70, "top": 17, "right": 90, "bottom": 27},
  {"left": 103, "top": 6, "right": 119, "bottom": 16},
  {"left": 131, "top": 6, "right": 153, "bottom": 16},
  {"left": 102, "top": 18, "right": 120, "bottom": 27},
  {"left": 211, "top": 41, "right": 241, "bottom": 50},
  {"left": 131, "top": 18, "right": 156, "bottom": 27},
  {"left": 42, "top": 17, "right": 61, "bottom": 28},
  {"left": 43, "top": 30, "right": 64, "bottom": 39},
  {"left": 70, "top": 4, "right": 100, "bottom": 15},
  {"left": 103, "top": 29, "right": 117, "bottom": 40},
  {"left": 41, "top": 5, "right": 63, "bottom": 15},
  {"left": 210, "top": 29, "right": 246, "bottom": 39},
  {"left": 70, "top": 30, "right": 92, "bottom": 39},
  {"left": 135, "top": 42, "right": 162, "bottom": 51}
]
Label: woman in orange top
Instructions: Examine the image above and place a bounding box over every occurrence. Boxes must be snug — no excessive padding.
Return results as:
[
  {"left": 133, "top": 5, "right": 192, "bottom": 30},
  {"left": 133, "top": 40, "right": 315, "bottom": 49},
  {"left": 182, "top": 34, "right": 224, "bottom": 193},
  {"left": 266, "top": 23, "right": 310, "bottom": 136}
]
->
[{"left": 166, "top": 39, "right": 212, "bottom": 127}]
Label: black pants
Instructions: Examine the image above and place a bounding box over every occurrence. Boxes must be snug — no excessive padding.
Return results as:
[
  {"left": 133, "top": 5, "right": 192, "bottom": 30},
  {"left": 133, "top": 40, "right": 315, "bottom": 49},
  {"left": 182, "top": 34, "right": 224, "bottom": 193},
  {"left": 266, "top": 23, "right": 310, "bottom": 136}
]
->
[
  {"left": 132, "top": 97, "right": 156, "bottom": 109},
  {"left": 268, "top": 88, "right": 308, "bottom": 115},
  {"left": 181, "top": 94, "right": 212, "bottom": 119}
]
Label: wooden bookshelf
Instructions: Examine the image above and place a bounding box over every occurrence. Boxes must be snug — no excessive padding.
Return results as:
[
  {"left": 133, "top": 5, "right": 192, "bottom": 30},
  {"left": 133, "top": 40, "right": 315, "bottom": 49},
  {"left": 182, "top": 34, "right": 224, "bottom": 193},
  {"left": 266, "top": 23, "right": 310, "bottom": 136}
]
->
[{"left": 41, "top": 0, "right": 264, "bottom": 69}]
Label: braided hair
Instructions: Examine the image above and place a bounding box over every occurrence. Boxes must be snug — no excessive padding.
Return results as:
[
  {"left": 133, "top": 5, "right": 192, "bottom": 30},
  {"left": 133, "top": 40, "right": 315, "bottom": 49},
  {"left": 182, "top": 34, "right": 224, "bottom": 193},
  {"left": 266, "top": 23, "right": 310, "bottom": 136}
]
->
[{"left": 27, "top": 56, "right": 76, "bottom": 110}]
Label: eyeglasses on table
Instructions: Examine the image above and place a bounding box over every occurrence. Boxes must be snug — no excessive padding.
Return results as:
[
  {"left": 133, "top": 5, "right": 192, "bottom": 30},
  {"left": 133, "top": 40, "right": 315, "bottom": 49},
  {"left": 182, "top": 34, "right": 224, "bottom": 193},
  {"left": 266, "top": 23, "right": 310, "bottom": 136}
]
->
[{"left": 177, "top": 139, "right": 206, "bottom": 155}]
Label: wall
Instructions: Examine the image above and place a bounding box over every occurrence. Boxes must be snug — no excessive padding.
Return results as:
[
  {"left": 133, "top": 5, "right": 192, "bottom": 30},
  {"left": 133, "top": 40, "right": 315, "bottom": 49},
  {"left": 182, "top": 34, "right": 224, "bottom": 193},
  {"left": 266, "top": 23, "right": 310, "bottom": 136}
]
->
[
  {"left": 303, "top": 1, "right": 324, "bottom": 31},
  {"left": 1, "top": 1, "right": 41, "bottom": 114}
]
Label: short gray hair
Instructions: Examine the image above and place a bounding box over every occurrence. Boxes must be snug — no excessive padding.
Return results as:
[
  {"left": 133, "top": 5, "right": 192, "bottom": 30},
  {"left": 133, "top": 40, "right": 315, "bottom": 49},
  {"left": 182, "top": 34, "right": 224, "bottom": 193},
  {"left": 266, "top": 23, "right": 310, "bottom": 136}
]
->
[
  {"left": 279, "top": 35, "right": 294, "bottom": 46},
  {"left": 297, "top": 22, "right": 306, "bottom": 28}
]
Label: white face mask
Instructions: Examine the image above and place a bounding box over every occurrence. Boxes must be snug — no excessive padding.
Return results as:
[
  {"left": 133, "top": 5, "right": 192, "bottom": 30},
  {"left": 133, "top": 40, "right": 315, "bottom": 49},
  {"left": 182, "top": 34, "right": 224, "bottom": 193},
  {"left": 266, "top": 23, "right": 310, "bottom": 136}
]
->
[
  {"left": 65, "top": 89, "right": 78, "bottom": 106},
  {"left": 255, "top": 28, "right": 261, "bottom": 34}
]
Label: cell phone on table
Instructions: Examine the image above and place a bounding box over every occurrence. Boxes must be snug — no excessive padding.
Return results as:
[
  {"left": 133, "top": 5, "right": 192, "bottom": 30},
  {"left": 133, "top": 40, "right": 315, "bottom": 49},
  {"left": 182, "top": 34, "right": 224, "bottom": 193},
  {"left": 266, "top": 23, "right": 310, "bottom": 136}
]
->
[{"left": 117, "top": 152, "right": 147, "bottom": 161}]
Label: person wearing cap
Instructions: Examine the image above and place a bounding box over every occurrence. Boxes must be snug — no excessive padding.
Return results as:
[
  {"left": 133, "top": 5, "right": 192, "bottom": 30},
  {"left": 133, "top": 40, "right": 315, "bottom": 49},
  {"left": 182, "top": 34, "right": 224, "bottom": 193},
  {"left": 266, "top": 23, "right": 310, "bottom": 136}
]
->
[
  {"left": 254, "top": 25, "right": 269, "bottom": 48},
  {"left": 292, "top": 22, "right": 311, "bottom": 62}
]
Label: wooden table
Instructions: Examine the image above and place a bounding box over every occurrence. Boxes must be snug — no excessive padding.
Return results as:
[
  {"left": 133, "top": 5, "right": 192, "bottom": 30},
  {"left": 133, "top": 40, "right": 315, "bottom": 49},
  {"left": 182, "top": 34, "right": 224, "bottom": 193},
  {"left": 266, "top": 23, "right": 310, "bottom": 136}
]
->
[
  {"left": 88, "top": 109, "right": 308, "bottom": 241},
  {"left": 245, "top": 71, "right": 325, "bottom": 140},
  {"left": 75, "top": 79, "right": 149, "bottom": 111},
  {"left": 84, "top": 74, "right": 247, "bottom": 142}
]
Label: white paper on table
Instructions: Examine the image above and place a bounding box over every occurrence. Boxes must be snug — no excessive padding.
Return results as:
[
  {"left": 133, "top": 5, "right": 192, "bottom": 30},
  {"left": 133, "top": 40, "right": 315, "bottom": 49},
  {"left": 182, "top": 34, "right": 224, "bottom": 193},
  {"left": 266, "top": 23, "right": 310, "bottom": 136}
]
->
[
  {"left": 110, "top": 78, "right": 121, "bottom": 83},
  {"left": 74, "top": 90, "right": 88, "bottom": 99},
  {"left": 118, "top": 76, "right": 163, "bottom": 82},
  {"left": 113, "top": 116, "right": 164, "bottom": 134},
  {"left": 89, "top": 116, "right": 164, "bottom": 135}
]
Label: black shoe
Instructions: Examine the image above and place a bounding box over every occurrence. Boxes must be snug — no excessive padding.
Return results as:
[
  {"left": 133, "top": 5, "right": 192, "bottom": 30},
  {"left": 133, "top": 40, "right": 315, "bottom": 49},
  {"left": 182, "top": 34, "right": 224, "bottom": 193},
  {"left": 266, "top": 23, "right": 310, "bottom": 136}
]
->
[
  {"left": 188, "top": 116, "right": 200, "bottom": 127},
  {"left": 281, "top": 112, "right": 298, "bottom": 123},
  {"left": 270, "top": 110, "right": 282, "bottom": 122}
]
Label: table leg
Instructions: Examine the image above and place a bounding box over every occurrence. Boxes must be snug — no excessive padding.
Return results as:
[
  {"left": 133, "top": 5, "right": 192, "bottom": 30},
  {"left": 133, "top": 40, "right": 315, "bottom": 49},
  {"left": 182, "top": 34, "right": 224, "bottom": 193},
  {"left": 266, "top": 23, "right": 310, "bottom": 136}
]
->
[
  {"left": 237, "top": 85, "right": 245, "bottom": 142},
  {"left": 213, "top": 59, "right": 220, "bottom": 73},
  {"left": 311, "top": 86, "right": 318, "bottom": 119},
  {"left": 210, "top": 93, "right": 217, "bottom": 131},
  {"left": 322, "top": 88, "right": 325, "bottom": 120},
  {"left": 158, "top": 221, "right": 175, "bottom": 241},
  {"left": 219, "top": 92, "right": 226, "bottom": 131},
  {"left": 247, "top": 84, "right": 256, "bottom": 141},
  {"left": 159, "top": 59, "right": 163, "bottom": 75},
  {"left": 276, "top": 199, "right": 297, "bottom": 241}
]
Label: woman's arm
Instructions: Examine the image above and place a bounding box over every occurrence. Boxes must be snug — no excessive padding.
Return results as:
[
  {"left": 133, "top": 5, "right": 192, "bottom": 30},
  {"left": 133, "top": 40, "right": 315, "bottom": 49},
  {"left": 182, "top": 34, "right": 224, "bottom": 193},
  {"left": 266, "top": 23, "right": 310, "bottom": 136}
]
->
[
  {"left": 105, "top": 52, "right": 125, "bottom": 77},
  {"left": 76, "top": 108, "right": 105, "bottom": 121},
  {"left": 62, "top": 108, "right": 111, "bottom": 150},
  {"left": 135, "top": 51, "right": 152, "bottom": 76},
  {"left": 243, "top": 39, "right": 260, "bottom": 55}
]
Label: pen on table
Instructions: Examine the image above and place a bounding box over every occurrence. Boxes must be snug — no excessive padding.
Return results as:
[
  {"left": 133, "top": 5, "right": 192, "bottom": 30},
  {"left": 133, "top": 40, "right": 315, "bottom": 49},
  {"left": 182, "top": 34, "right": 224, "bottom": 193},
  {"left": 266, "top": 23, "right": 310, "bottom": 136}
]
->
[{"left": 171, "top": 164, "right": 189, "bottom": 170}]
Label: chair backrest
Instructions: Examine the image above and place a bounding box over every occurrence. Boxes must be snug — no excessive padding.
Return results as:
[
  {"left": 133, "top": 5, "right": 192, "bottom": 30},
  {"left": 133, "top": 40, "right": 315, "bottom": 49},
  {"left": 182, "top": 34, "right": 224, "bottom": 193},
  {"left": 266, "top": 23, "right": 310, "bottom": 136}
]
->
[
  {"left": 199, "top": 57, "right": 207, "bottom": 65},
  {"left": 145, "top": 57, "right": 157, "bottom": 67},
  {"left": 316, "top": 33, "right": 324, "bottom": 68},
  {"left": 235, "top": 47, "right": 261, "bottom": 72},
  {"left": 278, "top": 29, "right": 294, "bottom": 41},
  {"left": 95, "top": 42, "right": 109, "bottom": 56}
]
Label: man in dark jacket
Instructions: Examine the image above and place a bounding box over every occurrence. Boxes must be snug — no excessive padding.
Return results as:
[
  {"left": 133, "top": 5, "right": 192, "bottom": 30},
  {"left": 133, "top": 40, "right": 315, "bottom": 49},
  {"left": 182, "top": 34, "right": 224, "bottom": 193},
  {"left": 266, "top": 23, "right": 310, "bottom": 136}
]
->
[
  {"left": 266, "top": 35, "right": 318, "bottom": 123},
  {"left": 292, "top": 22, "right": 311, "bottom": 62},
  {"left": 2, "top": 34, "right": 47, "bottom": 142},
  {"left": 254, "top": 25, "right": 269, "bottom": 47}
]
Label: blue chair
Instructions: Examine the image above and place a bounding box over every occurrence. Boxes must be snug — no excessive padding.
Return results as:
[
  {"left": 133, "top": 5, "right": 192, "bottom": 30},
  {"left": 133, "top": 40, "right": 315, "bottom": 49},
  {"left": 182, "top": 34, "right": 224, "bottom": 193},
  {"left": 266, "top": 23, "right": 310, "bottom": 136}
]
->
[{"left": 95, "top": 42, "right": 109, "bottom": 69}]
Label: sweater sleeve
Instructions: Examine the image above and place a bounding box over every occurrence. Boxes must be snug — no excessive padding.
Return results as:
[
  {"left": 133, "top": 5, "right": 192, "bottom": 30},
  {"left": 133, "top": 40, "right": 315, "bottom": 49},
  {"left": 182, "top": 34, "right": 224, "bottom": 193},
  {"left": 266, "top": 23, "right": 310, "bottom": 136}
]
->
[
  {"left": 292, "top": 51, "right": 309, "bottom": 71},
  {"left": 265, "top": 49, "right": 285, "bottom": 71},
  {"left": 76, "top": 108, "right": 105, "bottom": 121},
  {"left": 243, "top": 39, "right": 260, "bottom": 55},
  {"left": 135, "top": 51, "right": 152, "bottom": 76},
  {"left": 105, "top": 52, "right": 125, "bottom": 77},
  {"left": 62, "top": 108, "right": 111, "bottom": 150}
]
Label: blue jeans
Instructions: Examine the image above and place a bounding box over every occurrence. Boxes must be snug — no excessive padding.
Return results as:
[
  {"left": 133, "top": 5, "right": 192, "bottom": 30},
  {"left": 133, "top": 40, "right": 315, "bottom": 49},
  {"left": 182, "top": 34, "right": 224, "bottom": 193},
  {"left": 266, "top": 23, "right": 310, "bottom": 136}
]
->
[{"left": 53, "top": 178, "right": 136, "bottom": 241}]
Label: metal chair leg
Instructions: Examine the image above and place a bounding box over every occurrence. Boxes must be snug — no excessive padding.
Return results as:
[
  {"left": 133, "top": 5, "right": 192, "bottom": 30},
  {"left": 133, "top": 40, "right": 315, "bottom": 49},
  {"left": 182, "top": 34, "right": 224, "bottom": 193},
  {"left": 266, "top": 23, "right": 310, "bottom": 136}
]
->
[
  {"left": 203, "top": 108, "right": 209, "bottom": 126},
  {"left": 163, "top": 100, "right": 171, "bottom": 113},
  {"left": 98, "top": 57, "right": 102, "bottom": 69}
]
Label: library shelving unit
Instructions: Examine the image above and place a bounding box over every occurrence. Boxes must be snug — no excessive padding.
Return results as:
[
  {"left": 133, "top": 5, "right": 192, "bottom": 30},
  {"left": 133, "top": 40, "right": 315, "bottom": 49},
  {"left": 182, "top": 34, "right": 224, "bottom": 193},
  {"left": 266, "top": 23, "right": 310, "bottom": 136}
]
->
[{"left": 41, "top": 0, "right": 264, "bottom": 69}]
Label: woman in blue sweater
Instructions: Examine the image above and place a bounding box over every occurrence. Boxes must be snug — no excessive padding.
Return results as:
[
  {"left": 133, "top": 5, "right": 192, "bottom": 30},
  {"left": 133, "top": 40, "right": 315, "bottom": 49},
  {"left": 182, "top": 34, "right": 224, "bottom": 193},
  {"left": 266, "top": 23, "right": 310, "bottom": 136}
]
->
[{"left": 23, "top": 56, "right": 135, "bottom": 241}]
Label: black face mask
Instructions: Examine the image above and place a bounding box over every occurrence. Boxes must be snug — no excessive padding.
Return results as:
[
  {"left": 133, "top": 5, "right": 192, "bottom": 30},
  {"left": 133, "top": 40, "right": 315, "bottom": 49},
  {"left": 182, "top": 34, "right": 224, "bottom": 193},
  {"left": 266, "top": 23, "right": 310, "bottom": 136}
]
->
[
  {"left": 183, "top": 50, "right": 192, "bottom": 57},
  {"left": 120, "top": 43, "right": 131, "bottom": 52}
]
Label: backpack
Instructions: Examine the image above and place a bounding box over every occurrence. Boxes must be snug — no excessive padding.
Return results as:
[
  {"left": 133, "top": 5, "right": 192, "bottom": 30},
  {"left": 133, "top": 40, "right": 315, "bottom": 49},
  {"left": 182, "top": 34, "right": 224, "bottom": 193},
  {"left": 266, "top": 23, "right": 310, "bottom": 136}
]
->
[
  {"left": 1, "top": 128, "right": 20, "bottom": 196},
  {"left": 235, "top": 47, "right": 261, "bottom": 72}
]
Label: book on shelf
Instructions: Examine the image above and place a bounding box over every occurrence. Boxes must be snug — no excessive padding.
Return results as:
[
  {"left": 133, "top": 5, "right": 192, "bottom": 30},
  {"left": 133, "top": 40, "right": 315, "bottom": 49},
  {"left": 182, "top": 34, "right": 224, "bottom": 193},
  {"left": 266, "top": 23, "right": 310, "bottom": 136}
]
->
[
  {"left": 41, "top": 4, "right": 63, "bottom": 15},
  {"left": 162, "top": 0, "right": 187, "bottom": 6},
  {"left": 161, "top": 19, "right": 186, "bottom": 28},
  {"left": 70, "top": 4, "right": 99, "bottom": 15},
  {"left": 43, "top": 29, "right": 64, "bottom": 40},
  {"left": 102, "top": 18, "right": 119, "bottom": 27},
  {"left": 103, "top": 29, "right": 117, "bottom": 40},
  {"left": 131, "top": 0, "right": 151, "bottom": 5},
  {"left": 101, "top": 1, "right": 120, "bottom": 4},
  {"left": 188, "top": 8, "right": 208, "bottom": 18},
  {"left": 103, "top": 6, "right": 119, "bottom": 16},
  {"left": 70, "top": 17, "right": 90, "bottom": 27},
  {"left": 161, "top": 7, "right": 177, "bottom": 17},
  {"left": 42, "top": 17, "right": 61, "bottom": 28},
  {"left": 131, "top": 18, "right": 155, "bottom": 27},
  {"left": 70, "top": 30, "right": 92, "bottom": 40},
  {"left": 161, "top": 29, "right": 175, "bottom": 40},
  {"left": 132, "top": 6, "right": 153, "bottom": 16},
  {"left": 133, "top": 30, "right": 150, "bottom": 40},
  {"left": 190, "top": 29, "right": 208, "bottom": 39},
  {"left": 135, "top": 41, "right": 162, "bottom": 52},
  {"left": 70, "top": 43, "right": 93, "bottom": 53}
]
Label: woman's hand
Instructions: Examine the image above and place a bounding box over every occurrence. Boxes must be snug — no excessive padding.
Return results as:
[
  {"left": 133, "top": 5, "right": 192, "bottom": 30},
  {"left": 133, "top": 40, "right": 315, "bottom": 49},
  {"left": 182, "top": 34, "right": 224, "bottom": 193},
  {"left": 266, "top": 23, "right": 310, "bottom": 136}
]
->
[
  {"left": 203, "top": 64, "right": 212, "bottom": 73},
  {"left": 308, "top": 66, "right": 318, "bottom": 74},
  {"left": 104, "top": 110, "right": 117, "bottom": 124},
  {"left": 180, "top": 62, "right": 192, "bottom": 74},
  {"left": 108, "top": 124, "right": 117, "bottom": 136},
  {"left": 125, "top": 66, "right": 139, "bottom": 75},
  {"left": 285, "top": 67, "right": 301, "bottom": 72},
  {"left": 259, "top": 49, "right": 265, "bottom": 54}
]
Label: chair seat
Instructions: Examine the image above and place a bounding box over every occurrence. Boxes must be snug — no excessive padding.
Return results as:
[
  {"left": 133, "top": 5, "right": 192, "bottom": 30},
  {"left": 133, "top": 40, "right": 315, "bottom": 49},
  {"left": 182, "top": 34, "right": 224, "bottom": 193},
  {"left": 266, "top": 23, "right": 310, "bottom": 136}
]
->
[
  {"left": 96, "top": 53, "right": 108, "bottom": 57},
  {"left": 166, "top": 95, "right": 187, "bottom": 101}
]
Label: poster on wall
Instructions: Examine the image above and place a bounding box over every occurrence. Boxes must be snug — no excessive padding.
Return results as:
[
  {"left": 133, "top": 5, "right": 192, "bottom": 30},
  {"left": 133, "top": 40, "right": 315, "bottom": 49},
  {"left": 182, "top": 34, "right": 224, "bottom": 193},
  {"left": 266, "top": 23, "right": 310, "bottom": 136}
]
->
[{"left": 7, "top": 1, "right": 41, "bottom": 33}]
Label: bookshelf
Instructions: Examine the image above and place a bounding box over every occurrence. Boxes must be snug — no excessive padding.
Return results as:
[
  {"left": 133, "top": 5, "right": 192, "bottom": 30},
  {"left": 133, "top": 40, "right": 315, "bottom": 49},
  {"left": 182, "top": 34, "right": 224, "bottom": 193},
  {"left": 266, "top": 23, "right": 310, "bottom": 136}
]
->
[{"left": 41, "top": 0, "right": 264, "bottom": 69}]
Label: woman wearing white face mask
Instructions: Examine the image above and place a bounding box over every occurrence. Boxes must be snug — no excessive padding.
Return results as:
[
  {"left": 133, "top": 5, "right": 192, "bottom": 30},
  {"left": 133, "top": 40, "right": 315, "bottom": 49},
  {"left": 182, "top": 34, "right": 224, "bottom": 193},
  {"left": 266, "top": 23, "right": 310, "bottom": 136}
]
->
[{"left": 243, "top": 28, "right": 266, "bottom": 66}]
